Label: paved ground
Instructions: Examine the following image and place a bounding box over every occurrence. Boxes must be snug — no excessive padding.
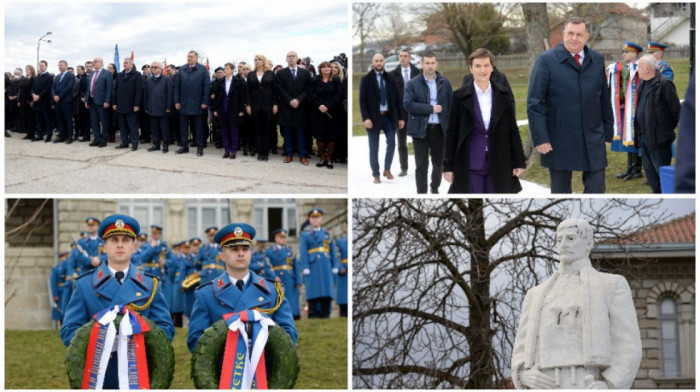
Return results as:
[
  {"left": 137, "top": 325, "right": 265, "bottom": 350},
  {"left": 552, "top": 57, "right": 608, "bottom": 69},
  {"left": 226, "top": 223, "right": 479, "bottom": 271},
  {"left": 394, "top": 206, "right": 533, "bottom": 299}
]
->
[
  {"left": 350, "top": 135, "right": 550, "bottom": 197},
  {"left": 5, "top": 135, "right": 347, "bottom": 194}
]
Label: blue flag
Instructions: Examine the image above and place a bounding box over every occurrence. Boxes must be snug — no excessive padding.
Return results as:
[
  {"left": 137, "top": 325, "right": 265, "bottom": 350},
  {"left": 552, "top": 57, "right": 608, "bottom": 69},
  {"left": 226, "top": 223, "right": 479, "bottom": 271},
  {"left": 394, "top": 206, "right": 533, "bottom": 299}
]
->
[{"left": 114, "top": 44, "right": 120, "bottom": 72}]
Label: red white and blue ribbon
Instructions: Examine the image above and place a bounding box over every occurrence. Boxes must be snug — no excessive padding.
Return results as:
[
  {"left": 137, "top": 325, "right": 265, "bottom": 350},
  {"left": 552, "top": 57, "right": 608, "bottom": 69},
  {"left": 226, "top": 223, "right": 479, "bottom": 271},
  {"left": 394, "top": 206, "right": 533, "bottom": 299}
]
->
[
  {"left": 607, "top": 62, "right": 623, "bottom": 141},
  {"left": 82, "top": 305, "right": 151, "bottom": 389},
  {"left": 622, "top": 62, "right": 639, "bottom": 146},
  {"left": 219, "top": 310, "right": 276, "bottom": 390}
]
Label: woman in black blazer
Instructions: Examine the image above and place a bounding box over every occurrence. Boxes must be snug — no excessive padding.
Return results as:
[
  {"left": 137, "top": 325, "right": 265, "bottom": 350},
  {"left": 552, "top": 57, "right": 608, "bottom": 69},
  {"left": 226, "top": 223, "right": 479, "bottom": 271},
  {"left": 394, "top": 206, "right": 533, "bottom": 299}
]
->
[
  {"left": 330, "top": 61, "right": 348, "bottom": 164},
  {"left": 245, "top": 54, "right": 277, "bottom": 161},
  {"left": 18, "top": 65, "right": 36, "bottom": 139},
  {"left": 308, "top": 61, "right": 341, "bottom": 169},
  {"left": 213, "top": 63, "right": 248, "bottom": 159}
]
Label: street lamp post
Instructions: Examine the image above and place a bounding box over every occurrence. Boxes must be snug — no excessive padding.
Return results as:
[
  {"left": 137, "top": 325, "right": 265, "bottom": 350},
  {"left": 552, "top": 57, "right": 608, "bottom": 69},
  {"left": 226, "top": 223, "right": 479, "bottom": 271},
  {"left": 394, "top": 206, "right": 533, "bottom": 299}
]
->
[{"left": 37, "top": 32, "right": 52, "bottom": 69}]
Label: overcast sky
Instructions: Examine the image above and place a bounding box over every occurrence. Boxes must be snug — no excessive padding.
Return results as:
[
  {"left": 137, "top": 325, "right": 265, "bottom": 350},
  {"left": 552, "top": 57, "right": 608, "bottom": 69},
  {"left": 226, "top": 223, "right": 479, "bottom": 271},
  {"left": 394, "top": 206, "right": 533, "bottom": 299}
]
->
[{"left": 5, "top": 1, "right": 348, "bottom": 74}]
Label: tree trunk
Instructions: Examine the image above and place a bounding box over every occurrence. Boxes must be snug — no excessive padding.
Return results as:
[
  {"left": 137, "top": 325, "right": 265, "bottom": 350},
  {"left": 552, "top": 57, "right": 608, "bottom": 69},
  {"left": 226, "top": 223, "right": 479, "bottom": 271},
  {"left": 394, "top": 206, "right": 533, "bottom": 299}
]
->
[
  {"left": 521, "top": 3, "right": 550, "bottom": 164},
  {"left": 464, "top": 199, "right": 496, "bottom": 389}
]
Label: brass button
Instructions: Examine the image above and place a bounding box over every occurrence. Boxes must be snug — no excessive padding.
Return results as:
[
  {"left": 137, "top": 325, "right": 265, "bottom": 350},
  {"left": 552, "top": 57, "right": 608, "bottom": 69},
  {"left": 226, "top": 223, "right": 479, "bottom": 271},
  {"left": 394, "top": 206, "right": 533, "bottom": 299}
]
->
[
  {"left": 258, "top": 297, "right": 264, "bottom": 302},
  {"left": 136, "top": 292, "right": 142, "bottom": 297}
]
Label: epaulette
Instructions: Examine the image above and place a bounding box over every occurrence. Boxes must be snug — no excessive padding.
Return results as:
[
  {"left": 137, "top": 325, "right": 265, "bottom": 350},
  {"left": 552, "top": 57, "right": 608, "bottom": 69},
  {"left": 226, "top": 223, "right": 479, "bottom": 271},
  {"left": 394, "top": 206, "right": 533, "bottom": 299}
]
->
[
  {"left": 76, "top": 268, "right": 96, "bottom": 280},
  {"left": 196, "top": 281, "right": 213, "bottom": 291}
]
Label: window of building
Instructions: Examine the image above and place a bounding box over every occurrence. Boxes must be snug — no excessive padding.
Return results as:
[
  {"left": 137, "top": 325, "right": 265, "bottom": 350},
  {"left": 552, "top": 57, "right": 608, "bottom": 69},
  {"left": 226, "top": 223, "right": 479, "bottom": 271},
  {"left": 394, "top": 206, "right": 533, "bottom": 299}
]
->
[
  {"left": 252, "top": 199, "right": 298, "bottom": 240},
  {"left": 659, "top": 296, "right": 680, "bottom": 378},
  {"left": 117, "top": 200, "right": 165, "bottom": 236},
  {"left": 186, "top": 199, "right": 231, "bottom": 239}
]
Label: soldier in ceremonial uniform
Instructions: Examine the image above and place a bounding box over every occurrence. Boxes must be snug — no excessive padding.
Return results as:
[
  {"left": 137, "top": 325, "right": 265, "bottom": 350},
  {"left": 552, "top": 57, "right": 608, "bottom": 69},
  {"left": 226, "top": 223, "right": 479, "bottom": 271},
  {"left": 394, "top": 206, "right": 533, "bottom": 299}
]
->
[
  {"left": 170, "top": 241, "right": 188, "bottom": 326},
  {"left": 608, "top": 41, "right": 643, "bottom": 181},
  {"left": 70, "top": 217, "right": 105, "bottom": 278},
  {"left": 648, "top": 41, "right": 674, "bottom": 81},
  {"left": 183, "top": 238, "right": 201, "bottom": 318},
  {"left": 50, "top": 251, "right": 71, "bottom": 325},
  {"left": 266, "top": 229, "right": 302, "bottom": 319},
  {"left": 250, "top": 238, "right": 274, "bottom": 279},
  {"left": 140, "top": 225, "right": 168, "bottom": 279},
  {"left": 335, "top": 231, "right": 348, "bottom": 317},
  {"left": 196, "top": 226, "right": 224, "bottom": 284},
  {"left": 164, "top": 242, "right": 182, "bottom": 325},
  {"left": 60, "top": 214, "right": 175, "bottom": 389},
  {"left": 299, "top": 208, "right": 340, "bottom": 319},
  {"left": 131, "top": 232, "right": 148, "bottom": 269},
  {"left": 187, "top": 223, "right": 297, "bottom": 352}
]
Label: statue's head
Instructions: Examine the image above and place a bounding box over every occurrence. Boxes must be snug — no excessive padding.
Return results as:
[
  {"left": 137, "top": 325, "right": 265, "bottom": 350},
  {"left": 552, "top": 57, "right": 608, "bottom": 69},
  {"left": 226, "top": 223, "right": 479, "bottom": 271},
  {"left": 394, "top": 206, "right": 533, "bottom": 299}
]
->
[{"left": 555, "top": 219, "right": 594, "bottom": 264}]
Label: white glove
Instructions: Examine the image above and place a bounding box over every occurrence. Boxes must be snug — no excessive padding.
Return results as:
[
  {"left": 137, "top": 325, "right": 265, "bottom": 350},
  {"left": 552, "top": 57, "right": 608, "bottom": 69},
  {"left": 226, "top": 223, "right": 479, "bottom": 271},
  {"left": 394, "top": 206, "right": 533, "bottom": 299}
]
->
[
  {"left": 332, "top": 268, "right": 338, "bottom": 274},
  {"left": 303, "top": 268, "right": 311, "bottom": 275}
]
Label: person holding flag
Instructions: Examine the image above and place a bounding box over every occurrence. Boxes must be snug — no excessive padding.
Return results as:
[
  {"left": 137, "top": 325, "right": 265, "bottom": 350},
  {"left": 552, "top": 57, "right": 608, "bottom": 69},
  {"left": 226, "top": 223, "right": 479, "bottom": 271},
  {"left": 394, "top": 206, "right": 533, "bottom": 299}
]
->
[{"left": 59, "top": 214, "right": 174, "bottom": 389}]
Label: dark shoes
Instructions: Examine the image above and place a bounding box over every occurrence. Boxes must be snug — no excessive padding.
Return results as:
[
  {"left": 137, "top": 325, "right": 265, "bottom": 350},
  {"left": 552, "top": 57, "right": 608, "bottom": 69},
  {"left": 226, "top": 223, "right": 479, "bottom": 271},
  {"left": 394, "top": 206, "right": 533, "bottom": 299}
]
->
[
  {"left": 196, "top": 148, "right": 203, "bottom": 156},
  {"left": 147, "top": 145, "right": 160, "bottom": 152},
  {"left": 175, "top": 147, "right": 189, "bottom": 154},
  {"left": 115, "top": 144, "right": 129, "bottom": 149},
  {"left": 131, "top": 145, "right": 138, "bottom": 151}
]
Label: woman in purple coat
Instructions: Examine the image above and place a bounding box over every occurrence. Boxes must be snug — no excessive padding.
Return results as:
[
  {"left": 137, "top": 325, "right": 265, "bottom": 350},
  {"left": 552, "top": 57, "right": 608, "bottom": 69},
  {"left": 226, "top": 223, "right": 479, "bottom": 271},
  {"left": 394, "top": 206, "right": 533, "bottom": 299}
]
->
[{"left": 442, "top": 48, "right": 526, "bottom": 193}]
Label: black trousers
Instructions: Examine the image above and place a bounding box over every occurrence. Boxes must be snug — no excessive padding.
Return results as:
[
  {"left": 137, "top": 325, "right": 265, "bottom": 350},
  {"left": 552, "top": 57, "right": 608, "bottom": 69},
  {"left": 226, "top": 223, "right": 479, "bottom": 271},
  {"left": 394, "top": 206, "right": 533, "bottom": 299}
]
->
[
  {"left": 150, "top": 116, "right": 171, "bottom": 146},
  {"left": 413, "top": 124, "right": 444, "bottom": 194},
  {"left": 117, "top": 113, "right": 139, "bottom": 146},
  {"left": 252, "top": 111, "right": 271, "bottom": 156},
  {"left": 180, "top": 113, "right": 204, "bottom": 148},
  {"left": 641, "top": 141, "right": 672, "bottom": 193},
  {"left": 397, "top": 125, "right": 409, "bottom": 172},
  {"left": 549, "top": 167, "right": 605, "bottom": 194},
  {"left": 308, "top": 297, "right": 332, "bottom": 319}
]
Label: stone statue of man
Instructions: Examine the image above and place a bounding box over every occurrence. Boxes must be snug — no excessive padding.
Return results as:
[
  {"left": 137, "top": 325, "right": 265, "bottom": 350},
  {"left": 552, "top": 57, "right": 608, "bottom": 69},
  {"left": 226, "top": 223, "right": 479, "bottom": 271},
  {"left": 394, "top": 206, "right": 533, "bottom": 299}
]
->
[{"left": 511, "top": 219, "right": 642, "bottom": 389}]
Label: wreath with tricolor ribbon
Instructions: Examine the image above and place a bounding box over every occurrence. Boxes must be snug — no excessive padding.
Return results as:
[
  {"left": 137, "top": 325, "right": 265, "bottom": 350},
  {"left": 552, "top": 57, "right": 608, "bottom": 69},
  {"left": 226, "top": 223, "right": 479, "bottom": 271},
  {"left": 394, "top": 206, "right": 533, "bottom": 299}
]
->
[
  {"left": 190, "top": 311, "right": 299, "bottom": 389},
  {"left": 65, "top": 307, "right": 174, "bottom": 389}
]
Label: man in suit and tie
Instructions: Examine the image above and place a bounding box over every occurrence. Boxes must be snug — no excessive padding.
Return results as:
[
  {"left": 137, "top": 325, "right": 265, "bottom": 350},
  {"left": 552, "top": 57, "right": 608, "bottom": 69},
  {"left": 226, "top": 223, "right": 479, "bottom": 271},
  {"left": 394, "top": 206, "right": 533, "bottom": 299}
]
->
[
  {"left": 277, "top": 51, "right": 312, "bottom": 165},
  {"left": 173, "top": 50, "right": 210, "bottom": 156},
  {"left": 390, "top": 50, "right": 421, "bottom": 177},
  {"left": 85, "top": 57, "right": 113, "bottom": 147},
  {"left": 144, "top": 61, "right": 173, "bottom": 153},
  {"left": 51, "top": 60, "right": 77, "bottom": 144},
  {"left": 527, "top": 17, "right": 614, "bottom": 193},
  {"left": 31, "top": 60, "right": 54, "bottom": 142},
  {"left": 112, "top": 58, "right": 144, "bottom": 151},
  {"left": 359, "top": 53, "right": 404, "bottom": 183}
]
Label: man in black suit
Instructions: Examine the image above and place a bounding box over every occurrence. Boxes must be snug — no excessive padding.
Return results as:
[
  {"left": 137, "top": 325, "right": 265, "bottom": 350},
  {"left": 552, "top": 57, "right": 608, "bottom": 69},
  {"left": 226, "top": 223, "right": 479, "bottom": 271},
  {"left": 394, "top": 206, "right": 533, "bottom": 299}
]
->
[
  {"left": 112, "top": 58, "right": 143, "bottom": 150},
  {"left": 31, "top": 60, "right": 54, "bottom": 142},
  {"left": 277, "top": 51, "right": 311, "bottom": 164},
  {"left": 359, "top": 53, "right": 404, "bottom": 183},
  {"left": 209, "top": 66, "right": 225, "bottom": 149},
  {"left": 51, "top": 60, "right": 76, "bottom": 144},
  {"left": 144, "top": 61, "right": 173, "bottom": 153},
  {"left": 390, "top": 50, "right": 420, "bottom": 177},
  {"left": 85, "top": 57, "right": 113, "bottom": 147},
  {"left": 139, "top": 64, "right": 152, "bottom": 144}
]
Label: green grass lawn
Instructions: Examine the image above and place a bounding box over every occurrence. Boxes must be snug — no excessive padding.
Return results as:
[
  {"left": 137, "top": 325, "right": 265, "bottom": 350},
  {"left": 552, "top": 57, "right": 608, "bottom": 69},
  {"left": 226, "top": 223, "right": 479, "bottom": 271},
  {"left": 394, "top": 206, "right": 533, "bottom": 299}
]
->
[
  {"left": 352, "top": 58, "right": 690, "bottom": 192},
  {"left": 5, "top": 317, "right": 347, "bottom": 389}
]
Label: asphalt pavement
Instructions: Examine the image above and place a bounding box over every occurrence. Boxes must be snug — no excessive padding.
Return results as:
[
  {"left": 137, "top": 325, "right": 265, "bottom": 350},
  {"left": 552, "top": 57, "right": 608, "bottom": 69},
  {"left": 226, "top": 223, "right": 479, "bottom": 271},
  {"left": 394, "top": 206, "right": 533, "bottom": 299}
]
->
[{"left": 5, "top": 134, "right": 347, "bottom": 194}]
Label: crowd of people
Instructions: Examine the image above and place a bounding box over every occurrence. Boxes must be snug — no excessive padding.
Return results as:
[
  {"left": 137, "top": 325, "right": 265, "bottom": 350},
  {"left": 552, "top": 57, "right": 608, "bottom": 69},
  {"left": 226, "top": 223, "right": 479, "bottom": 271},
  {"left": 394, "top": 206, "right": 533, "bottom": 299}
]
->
[
  {"left": 5, "top": 51, "right": 349, "bottom": 167},
  {"left": 359, "top": 17, "right": 693, "bottom": 194},
  {"left": 50, "top": 210, "right": 348, "bottom": 333}
]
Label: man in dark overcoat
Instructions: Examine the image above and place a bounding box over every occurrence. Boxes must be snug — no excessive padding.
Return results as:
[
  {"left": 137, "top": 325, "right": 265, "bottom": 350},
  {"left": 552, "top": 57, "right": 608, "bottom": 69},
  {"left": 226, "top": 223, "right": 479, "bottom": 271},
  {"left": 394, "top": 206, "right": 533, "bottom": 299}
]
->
[{"left": 527, "top": 17, "right": 614, "bottom": 193}]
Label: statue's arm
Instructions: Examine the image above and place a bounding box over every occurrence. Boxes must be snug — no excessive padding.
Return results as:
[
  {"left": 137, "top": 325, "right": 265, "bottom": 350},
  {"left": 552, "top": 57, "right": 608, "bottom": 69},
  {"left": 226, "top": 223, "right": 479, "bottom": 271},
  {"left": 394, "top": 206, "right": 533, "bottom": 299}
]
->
[{"left": 601, "top": 277, "right": 642, "bottom": 389}]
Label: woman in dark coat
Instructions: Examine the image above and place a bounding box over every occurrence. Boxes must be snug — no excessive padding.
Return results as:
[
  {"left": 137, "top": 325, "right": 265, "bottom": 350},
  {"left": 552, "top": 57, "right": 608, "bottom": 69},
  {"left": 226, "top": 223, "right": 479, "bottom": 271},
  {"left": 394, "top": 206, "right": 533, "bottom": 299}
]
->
[
  {"left": 213, "top": 63, "right": 247, "bottom": 159},
  {"left": 18, "top": 65, "right": 36, "bottom": 139},
  {"left": 442, "top": 48, "right": 526, "bottom": 193},
  {"left": 308, "top": 61, "right": 342, "bottom": 169},
  {"left": 245, "top": 54, "right": 277, "bottom": 161},
  {"left": 331, "top": 61, "right": 348, "bottom": 164}
]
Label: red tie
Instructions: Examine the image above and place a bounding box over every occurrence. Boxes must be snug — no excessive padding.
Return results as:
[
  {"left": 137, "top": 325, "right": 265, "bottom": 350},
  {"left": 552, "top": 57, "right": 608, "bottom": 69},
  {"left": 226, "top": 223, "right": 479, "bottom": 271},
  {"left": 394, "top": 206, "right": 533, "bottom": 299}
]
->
[
  {"left": 574, "top": 54, "right": 582, "bottom": 67},
  {"left": 90, "top": 69, "right": 99, "bottom": 96}
]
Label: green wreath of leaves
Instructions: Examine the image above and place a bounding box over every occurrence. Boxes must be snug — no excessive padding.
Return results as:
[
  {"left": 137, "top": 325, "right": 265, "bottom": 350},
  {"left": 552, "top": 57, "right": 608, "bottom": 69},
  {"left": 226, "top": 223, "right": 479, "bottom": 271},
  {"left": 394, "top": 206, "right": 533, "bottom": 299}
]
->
[
  {"left": 65, "top": 314, "right": 175, "bottom": 389},
  {"left": 191, "top": 319, "right": 299, "bottom": 389}
]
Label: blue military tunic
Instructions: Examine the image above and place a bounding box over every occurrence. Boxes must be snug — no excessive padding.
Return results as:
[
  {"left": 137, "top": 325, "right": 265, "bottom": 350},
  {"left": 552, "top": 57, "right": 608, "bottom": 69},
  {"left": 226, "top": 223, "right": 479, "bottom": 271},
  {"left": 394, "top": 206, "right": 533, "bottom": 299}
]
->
[
  {"left": 186, "top": 270, "right": 297, "bottom": 352},
  {"left": 60, "top": 262, "right": 175, "bottom": 346},
  {"left": 50, "top": 264, "right": 63, "bottom": 321},
  {"left": 58, "top": 258, "right": 74, "bottom": 315},
  {"left": 140, "top": 240, "right": 169, "bottom": 279},
  {"left": 250, "top": 250, "right": 274, "bottom": 280},
  {"left": 70, "top": 236, "right": 105, "bottom": 277},
  {"left": 265, "top": 244, "right": 301, "bottom": 317},
  {"left": 182, "top": 253, "right": 198, "bottom": 317},
  {"left": 299, "top": 227, "right": 340, "bottom": 300},
  {"left": 196, "top": 242, "right": 224, "bottom": 284},
  {"left": 165, "top": 251, "right": 182, "bottom": 312},
  {"left": 335, "top": 234, "right": 348, "bottom": 306}
]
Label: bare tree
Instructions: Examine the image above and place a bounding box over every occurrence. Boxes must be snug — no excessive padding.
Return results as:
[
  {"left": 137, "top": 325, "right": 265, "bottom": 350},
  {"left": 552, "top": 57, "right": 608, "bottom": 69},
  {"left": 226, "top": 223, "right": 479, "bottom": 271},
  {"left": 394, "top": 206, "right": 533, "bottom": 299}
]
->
[
  {"left": 521, "top": 3, "right": 550, "bottom": 165},
  {"left": 435, "top": 3, "right": 513, "bottom": 60},
  {"left": 5, "top": 198, "right": 52, "bottom": 305},
  {"left": 352, "top": 198, "right": 669, "bottom": 389},
  {"left": 353, "top": 3, "right": 383, "bottom": 67}
]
